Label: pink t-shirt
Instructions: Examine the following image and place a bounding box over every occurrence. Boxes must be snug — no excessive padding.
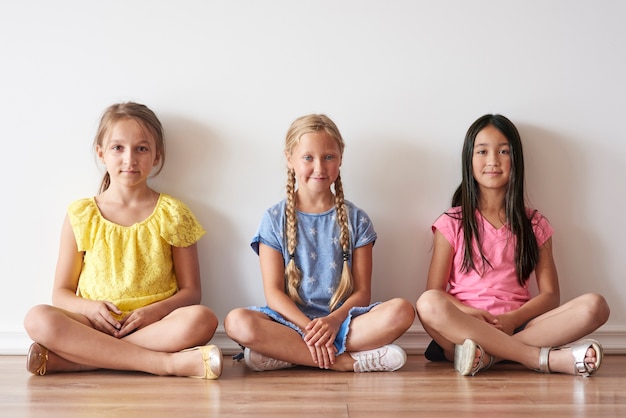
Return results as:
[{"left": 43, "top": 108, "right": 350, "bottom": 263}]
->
[{"left": 433, "top": 207, "right": 553, "bottom": 315}]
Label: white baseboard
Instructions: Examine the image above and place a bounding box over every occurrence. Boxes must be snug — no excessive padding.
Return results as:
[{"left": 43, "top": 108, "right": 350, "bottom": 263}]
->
[{"left": 4, "top": 324, "right": 625, "bottom": 356}]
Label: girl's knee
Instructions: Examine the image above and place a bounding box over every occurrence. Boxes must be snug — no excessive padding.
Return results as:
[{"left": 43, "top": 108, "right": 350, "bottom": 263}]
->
[
  {"left": 415, "top": 289, "right": 445, "bottom": 317},
  {"left": 583, "top": 293, "right": 610, "bottom": 324},
  {"left": 387, "top": 298, "right": 416, "bottom": 327},
  {"left": 197, "top": 306, "right": 219, "bottom": 333},
  {"left": 223, "top": 308, "right": 243, "bottom": 334},
  {"left": 23, "top": 304, "right": 58, "bottom": 341},
  {"left": 174, "top": 305, "right": 219, "bottom": 342},
  {"left": 224, "top": 308, "right": 258, "bottom": 345}
]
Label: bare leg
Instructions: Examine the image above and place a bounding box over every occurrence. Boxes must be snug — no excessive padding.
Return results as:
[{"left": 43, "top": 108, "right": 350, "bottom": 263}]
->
[
  {"left": 416, "top": 290, "right": 609, "bottom": 375},
  {"left": 24, "top": 304, "right": 219, "bottom": 377},
  {"left": 122, "top": 305, "right": 218, "bottom": 351},
  {"left": 343, "top": 298, "right": 415, "bottom": 352},
  {"left": 224, "top": 308, "right": 356, "bottom": 370},
  {"left": 224, "top": 298, "right": 415, "bottom": 372},
  {"left": 514, "top": 293, "right": 609, "bottom": 347}
]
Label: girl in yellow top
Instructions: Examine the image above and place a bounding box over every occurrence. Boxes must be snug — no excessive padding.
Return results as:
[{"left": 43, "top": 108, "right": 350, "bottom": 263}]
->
[{"left": 24, "top": 102, "right": 222, "bottom": 379}]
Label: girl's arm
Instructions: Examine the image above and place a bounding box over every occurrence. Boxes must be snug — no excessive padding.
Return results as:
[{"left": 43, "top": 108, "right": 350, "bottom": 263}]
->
[
  {"left": 426, "top": 230, "right": 455, "bottom": 292},
  {"left": 259, "top": 243, "right": 312, "bottom": 330},
  {"left": 495, "top": 237, "right": 560, "bottom": 334},
  {"left": 117, "top": 242, "right": 203, "bottom": 337},
  {"left": 52, "top": 215, "right": 124, "bottom": 335}
]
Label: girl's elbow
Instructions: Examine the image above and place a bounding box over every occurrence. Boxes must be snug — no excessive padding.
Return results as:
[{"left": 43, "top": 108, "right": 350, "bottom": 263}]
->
[
  {"left": 189, "top": 294, "right": 202, "bottom": 305},
  {"left": 549, "top": 291, "right": 561, "bottom": 309}
]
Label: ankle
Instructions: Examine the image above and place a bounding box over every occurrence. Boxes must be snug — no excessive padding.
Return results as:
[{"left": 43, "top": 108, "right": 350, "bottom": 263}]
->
[{"left": 332, "top": 354, "right": 357, "bottom": 372}]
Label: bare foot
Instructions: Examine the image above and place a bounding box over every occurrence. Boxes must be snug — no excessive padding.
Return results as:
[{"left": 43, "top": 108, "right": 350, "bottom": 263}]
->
[{"left": 472, "top": 347, "right": 494, "bottom": 371}]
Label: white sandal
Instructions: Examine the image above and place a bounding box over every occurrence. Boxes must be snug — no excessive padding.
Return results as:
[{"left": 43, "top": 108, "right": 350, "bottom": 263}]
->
[
  {"left": 454, "top": 339, "right": 494, "bottom": 376},
  {"left": 536, "top": 338, "right": 603, "bottom": 377}
]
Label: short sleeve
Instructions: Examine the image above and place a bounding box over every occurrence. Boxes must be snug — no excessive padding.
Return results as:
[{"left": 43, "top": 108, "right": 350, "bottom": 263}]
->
[
  {"left": 156, "top": 194, "right": 206, "bottom": 247},
  {"left": 67, "top": 198, "right": 100, "bottom": 252},
  {"left": 432, "top": 208, "right": 462, "bottom": 248},
  {"left": 251, "top": 202, "right": 285, "bottom": 255},
  {"left": 351, "top": 203, "right": 377, "bottom": 248},
  {"left": 530, "top": 210, "right": 553, "bottom": 247}
]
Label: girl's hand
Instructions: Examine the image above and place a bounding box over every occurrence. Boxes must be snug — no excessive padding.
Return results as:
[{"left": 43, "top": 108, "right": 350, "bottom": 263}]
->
[
  {"left": 116, "top": 306, "right": 161, "bottom": 338},
  {"left": 462, "top": 306, "right": 502, "bottom": 329},
  {"left": 83, "top": 300, "right": 123, "bottom": 337},
  {"left": 493, "top": 313, "right": 517, "bottom": 335},
  {"left": 304, "top": 316, "right": 341, "bottom": 369}
]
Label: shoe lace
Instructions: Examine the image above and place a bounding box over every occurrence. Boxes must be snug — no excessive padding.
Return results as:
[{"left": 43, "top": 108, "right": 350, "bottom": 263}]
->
[
  {"left": 261, "top": 356, "right": 290, "bottom": 369},
  {"left": 354, "top": 351, "right": 386, "bottom": 372}
]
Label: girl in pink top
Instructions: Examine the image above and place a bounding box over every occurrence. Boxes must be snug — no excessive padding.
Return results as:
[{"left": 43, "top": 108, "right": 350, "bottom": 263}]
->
[{"left": 416, "top": 114, "right": 610, "bottom": 376}]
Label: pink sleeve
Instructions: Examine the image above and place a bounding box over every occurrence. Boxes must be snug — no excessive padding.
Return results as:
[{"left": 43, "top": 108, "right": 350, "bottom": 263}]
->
[
  {"left": 432, "top": 208, "right": 462, "bottom": 249},
  {"left": 530, "top": 210, "right": 554, "bottom": 247}
]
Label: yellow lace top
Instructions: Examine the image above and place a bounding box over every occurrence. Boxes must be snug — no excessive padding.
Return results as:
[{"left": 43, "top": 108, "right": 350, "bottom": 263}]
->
[{"left": 68, "top": 193, "right": 205, "bottom": 317}]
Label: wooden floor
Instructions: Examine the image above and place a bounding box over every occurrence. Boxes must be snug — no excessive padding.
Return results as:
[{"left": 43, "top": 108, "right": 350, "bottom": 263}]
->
[{"left": 2, "top": 354, "right": 625, "bottom": 417}]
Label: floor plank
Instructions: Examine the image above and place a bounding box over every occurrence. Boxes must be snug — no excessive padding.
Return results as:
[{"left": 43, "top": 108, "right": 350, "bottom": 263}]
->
[{"left": 2, "top": 354, "right": 625, "bottom": 417}]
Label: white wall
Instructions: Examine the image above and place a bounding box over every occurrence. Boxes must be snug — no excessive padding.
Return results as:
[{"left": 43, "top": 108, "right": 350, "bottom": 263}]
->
[{"left": 1, "top": 0, "right": 625, "bottom": 354}]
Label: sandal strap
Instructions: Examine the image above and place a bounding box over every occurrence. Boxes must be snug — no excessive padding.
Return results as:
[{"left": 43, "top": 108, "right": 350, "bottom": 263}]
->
[
  {"left": 454, "top": 339, "right": 494, "bottom": 376},
  {"left": 570, "top": 339, "right": 603, "bottom": 377},
  {"left": 470, "top": 343, "right": 493, "bottom": 376},
  {"left": 536, "top": 347, "right": 551, "bottom": 373},
  {"left": 484, "top": 352, "right": 495, "bottom": 371}
]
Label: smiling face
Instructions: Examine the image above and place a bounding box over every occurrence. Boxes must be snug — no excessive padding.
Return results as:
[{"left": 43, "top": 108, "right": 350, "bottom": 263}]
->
[
  {"left": 96, "top": 118, "right": 160, "bottom": 190},
  {"left": 286, "top": 130, "right": 343, "bottom": 198},
  {"left": 471, "top": 124, "right": 512, "bottom": 193}
]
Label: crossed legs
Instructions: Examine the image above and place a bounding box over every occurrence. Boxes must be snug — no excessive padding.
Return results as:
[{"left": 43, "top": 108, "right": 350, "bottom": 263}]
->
[
  {"left": 416, "top": 290, "right": 610, "bottom": 375},
  {"left": 23, "top": 304, "right": 219, "bottom": 377},
  {"left": 224, "top": 297, "right": 415, "bottom": 371}
]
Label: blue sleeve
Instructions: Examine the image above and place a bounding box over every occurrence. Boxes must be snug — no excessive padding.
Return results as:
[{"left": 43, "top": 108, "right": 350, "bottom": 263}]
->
[
  {"left": 351, "top": 204, "right": 377, "bottom": 248},
  {"left": 251, "top": 202, "right": 285, "bottom": 255}
]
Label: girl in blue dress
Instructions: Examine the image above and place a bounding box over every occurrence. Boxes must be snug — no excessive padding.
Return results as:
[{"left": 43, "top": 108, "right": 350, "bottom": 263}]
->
[{"left": 225, "top": 114, "right": 415, "bottom": 372}]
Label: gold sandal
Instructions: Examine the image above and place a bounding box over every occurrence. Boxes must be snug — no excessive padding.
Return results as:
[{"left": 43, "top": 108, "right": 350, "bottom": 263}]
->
[
  {"left": 454, "top": 339, "right": 494, "bottom": 376},
  {"left": 536, "top": 338, "right": 603, "bottom": 377},
  {"left": 27, "top": 343, "right": 49, "bottom": 376},
  {"left": 182, "top": 345, "right": 223, "bottom": 380}
]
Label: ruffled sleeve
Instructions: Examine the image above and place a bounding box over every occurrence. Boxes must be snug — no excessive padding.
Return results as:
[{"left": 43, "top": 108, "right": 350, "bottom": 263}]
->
[
  {"left": 67, "top": 198, "right": 102, "bottom": 252},
  {"left": 154, "top": 194, "right": 206, "bottom": 247}
]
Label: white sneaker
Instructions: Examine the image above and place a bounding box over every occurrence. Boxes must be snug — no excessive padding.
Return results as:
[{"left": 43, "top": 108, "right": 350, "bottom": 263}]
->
[
  {"left": 350, "top": 344, "right": 407, "bottom": 372},
  {"left": 244, "top": 348, "right": 295, "bottom": 372}
]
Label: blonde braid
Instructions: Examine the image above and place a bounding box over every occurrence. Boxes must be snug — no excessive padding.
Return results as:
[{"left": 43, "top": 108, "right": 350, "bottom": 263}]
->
[
  {"left": 329, "top": 174, "right": 353, "bottom": 311},
  {"left": 285, "top": 168, "right": 303, "bottom": 305},
  {"left": 283, "top": 113, "right": 348, "bottom": 309}
]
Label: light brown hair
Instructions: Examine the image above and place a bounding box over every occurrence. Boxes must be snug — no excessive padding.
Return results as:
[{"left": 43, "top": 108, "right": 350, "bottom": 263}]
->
[{"left": 93, "top": 102, "right": 165, "bottom": 194}]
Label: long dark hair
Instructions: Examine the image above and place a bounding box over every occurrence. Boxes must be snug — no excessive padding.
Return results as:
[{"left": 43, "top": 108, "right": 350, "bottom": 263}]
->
[{"left": 450, "top": 114, "right": 538, "bottom": 286}]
